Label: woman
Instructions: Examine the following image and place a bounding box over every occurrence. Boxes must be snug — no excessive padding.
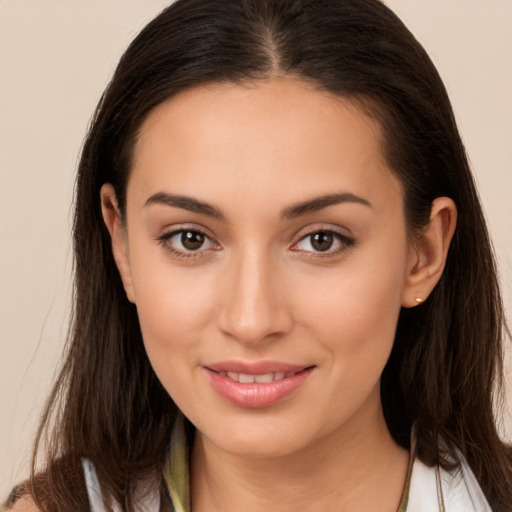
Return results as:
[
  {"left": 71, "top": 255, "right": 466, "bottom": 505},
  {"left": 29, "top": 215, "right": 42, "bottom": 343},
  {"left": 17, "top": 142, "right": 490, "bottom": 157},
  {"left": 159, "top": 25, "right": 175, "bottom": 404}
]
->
[{"left": 4, "top": 0, "right": 511, "bottom": 510}]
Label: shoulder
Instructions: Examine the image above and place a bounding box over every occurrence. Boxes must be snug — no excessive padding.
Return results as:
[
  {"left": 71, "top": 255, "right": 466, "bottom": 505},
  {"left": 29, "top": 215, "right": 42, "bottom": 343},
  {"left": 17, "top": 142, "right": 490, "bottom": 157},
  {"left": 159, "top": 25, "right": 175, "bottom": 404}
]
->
[
  {"left": 407, "top": 456, "right": 492, "bottom": 512},
  {"left": 439, "top": 455, "right": 492, "bottom": 512},
  {"left": 3, "top": 496, "right": 41, "bottom": 512},
  {"left": 1, "top": 483, "right": 38, "bottom": 512},
  {"left": 3, "top": 457, "right": 89, "bottom": 511}
]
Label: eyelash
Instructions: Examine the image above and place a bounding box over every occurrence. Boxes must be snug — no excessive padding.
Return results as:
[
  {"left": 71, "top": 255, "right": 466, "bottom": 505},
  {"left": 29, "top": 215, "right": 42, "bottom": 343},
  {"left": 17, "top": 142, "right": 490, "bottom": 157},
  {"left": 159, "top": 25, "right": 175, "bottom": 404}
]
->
[
  {"left": 156, "top": 228, "right": 218, "bottom": 260},
  {"left": 156, "top": 228, "right": 355, "bottom": 260},
  {"left": 291, "top": 230, "right": 355, "bottom": 258}
]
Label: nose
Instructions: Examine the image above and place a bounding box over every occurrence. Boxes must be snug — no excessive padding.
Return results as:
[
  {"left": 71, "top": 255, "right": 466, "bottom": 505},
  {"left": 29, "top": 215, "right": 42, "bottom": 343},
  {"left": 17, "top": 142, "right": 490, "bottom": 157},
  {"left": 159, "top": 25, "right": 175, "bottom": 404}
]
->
[{"left": 216, "top": 247, "right": 293, "bottom": 345}]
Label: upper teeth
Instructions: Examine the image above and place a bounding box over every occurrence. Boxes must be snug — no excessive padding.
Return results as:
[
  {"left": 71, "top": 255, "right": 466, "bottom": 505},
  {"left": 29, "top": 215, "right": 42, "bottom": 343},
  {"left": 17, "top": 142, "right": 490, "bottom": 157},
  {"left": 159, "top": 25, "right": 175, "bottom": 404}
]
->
[{"left": 219, "top": 371, "right": 296, "bottom": 383}]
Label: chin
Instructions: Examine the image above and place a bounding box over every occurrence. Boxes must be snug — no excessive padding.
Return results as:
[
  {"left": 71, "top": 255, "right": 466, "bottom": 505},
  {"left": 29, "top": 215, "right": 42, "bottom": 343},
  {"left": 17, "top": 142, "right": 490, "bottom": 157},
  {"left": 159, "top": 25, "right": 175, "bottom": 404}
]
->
[{"left": 193, "top": 410, "right": 326, "bottom": 460}]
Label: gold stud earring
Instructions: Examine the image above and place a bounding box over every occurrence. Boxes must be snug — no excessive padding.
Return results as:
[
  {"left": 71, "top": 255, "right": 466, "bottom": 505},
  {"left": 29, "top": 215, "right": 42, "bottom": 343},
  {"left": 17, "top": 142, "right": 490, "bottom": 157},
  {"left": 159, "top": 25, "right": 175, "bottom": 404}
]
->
[{"left": 415, "top": 297, "right": 424, "bottom": 304}]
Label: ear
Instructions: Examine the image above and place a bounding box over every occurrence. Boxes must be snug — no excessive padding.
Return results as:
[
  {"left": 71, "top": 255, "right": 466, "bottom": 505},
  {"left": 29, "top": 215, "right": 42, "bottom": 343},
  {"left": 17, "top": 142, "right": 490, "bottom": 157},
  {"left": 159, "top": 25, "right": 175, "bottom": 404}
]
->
[
  {"left": 100, "top": 184, "right": 136, "bottom": 303},
  {"left": 402, "top": 197, "right": 457, "bottom": 308}
]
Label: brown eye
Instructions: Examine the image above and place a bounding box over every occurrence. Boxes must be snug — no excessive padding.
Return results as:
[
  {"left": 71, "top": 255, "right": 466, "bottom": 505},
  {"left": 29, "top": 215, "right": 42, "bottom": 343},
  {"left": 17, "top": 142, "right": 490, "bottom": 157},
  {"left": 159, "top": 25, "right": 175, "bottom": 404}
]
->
[
  {"left": 293, "top": 229, "right": 355, "bottom": 256},
  {"left": 310, "top": 231, "right": 334, "bottom": 252},
  {"left": 181, "top": 230, "right": 205, "bottom": 250},
  {"left": 158, "top": 228, "right": 217, "bottom": 257}
]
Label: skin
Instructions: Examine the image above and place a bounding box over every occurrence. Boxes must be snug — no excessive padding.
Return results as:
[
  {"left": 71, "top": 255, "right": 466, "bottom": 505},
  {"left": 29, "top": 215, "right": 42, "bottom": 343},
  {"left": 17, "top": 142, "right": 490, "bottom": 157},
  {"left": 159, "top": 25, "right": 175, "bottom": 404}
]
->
[
  {"left": 9, "top": 498, "right": 38, "bottom": 512},
  {"left": 99, "top": 79, "right": 456, "bottom": 512}
]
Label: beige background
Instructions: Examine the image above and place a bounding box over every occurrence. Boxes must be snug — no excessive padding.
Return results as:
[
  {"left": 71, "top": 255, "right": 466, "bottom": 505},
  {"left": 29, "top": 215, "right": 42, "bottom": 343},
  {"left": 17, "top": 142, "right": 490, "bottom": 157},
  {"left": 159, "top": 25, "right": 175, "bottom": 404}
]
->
[{"left": 1, "top": 0, "right": 511, "bottom": 497}]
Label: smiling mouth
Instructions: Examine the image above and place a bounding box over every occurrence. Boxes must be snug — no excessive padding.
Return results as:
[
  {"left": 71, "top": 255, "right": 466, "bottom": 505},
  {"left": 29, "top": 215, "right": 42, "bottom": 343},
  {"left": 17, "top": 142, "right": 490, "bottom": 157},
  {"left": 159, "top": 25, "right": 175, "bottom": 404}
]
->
[
  {"left": 205, "top": 365, "right": 315, "bottom": 408},
  {"left": 217, "top": 370, "right": 300, "bottom": 383}
]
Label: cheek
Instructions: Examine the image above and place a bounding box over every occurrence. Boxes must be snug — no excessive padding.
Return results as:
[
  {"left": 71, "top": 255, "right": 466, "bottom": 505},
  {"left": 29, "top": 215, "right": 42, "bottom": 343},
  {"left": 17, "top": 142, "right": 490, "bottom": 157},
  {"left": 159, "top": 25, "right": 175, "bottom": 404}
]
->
[
  {"left": 292, "top": 232, "right": 408, "bottom": 380},
  {"left": 286, "top": 243, "right": 407, "bottom": 431},
  {"left": 297, "top": 244, "right": 406, "bottom": 336},
  {"left": 128, "top": 248, "right": 218, "bottom": 365}
]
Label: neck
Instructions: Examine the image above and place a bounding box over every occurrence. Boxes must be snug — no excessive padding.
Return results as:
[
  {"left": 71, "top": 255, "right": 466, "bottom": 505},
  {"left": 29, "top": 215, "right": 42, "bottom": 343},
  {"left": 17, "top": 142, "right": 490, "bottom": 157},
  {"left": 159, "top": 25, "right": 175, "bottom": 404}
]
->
[{"left": 190, "top": 397, "right": 409, "bottom": 512}]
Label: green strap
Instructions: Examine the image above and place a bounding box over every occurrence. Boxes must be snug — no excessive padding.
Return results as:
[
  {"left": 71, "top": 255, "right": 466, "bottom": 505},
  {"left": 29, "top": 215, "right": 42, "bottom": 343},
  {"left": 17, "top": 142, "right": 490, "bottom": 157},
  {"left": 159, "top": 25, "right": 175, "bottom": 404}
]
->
[{"left": 165, "top": 414, "right": 190, "bottom": 512}]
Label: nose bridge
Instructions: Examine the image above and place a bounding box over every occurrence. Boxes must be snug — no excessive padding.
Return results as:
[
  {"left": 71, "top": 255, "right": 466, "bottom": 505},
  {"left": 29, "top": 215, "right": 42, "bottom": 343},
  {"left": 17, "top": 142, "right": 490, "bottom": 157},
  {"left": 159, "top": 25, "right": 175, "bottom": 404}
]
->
[{"left": 218, "top": 243, "right": 291, "bottom": 344}]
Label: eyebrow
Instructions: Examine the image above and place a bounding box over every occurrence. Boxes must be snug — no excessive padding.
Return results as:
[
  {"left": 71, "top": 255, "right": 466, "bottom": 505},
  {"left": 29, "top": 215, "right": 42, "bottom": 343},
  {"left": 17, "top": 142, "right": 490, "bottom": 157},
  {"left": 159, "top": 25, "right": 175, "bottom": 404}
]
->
[
  {"left": 144, "top": 192, "right": 225, "bottom": 219},
  {"left": 281, "top": 193, "right": 372, "bottom": 219},
  {"left": 144, "top": 191, "right": 372, "bottom": 220}
]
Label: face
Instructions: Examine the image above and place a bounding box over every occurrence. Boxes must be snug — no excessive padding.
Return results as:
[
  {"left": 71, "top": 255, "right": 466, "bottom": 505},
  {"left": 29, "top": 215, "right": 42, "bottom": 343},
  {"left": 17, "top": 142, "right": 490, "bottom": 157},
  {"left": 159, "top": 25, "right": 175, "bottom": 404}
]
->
[{"left": 107, "top": 80, "right": 419, "bottom": 458}]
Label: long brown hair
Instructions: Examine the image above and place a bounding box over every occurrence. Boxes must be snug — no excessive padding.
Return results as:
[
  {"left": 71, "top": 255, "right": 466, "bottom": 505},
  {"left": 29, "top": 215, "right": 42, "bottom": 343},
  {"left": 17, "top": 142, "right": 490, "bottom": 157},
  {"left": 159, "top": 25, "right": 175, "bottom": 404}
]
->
[{"left": 24, "top": 0, "right": 511, "bottom": 510}]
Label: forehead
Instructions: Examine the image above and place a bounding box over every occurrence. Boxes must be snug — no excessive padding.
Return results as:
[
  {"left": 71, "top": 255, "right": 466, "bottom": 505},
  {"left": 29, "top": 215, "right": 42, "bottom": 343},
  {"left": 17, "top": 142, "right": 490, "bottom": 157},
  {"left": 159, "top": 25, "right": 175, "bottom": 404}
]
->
[{"left": 129, "top": 79, "right": 402, "bottom": 215}]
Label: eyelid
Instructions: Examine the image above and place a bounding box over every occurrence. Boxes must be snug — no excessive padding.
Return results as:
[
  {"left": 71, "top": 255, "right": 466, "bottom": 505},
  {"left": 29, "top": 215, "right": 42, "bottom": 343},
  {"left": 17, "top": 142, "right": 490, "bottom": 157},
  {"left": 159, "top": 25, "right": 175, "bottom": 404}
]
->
[
  {"left": 156, "top": 225, "right": 220, "bottom": 259},
  {"left": 290, "top": 226, "right": 356, "bottom": 256},
  {"left": 156, "top": 222, "right": 217, "bottom": 241}
]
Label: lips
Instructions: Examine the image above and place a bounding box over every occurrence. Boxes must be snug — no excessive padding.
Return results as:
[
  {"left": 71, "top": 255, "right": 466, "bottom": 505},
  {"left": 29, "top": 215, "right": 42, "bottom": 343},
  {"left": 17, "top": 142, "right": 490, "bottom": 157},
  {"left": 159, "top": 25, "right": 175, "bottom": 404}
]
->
[
  {"left": 220, "top": 371, "right": 295, "bottom": 383},
  {"left": 205, "top": 361, "right": 314, "bottom": 408},
  {"left": 206, "top": 360, "right": 308, "bottom": 374}
]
